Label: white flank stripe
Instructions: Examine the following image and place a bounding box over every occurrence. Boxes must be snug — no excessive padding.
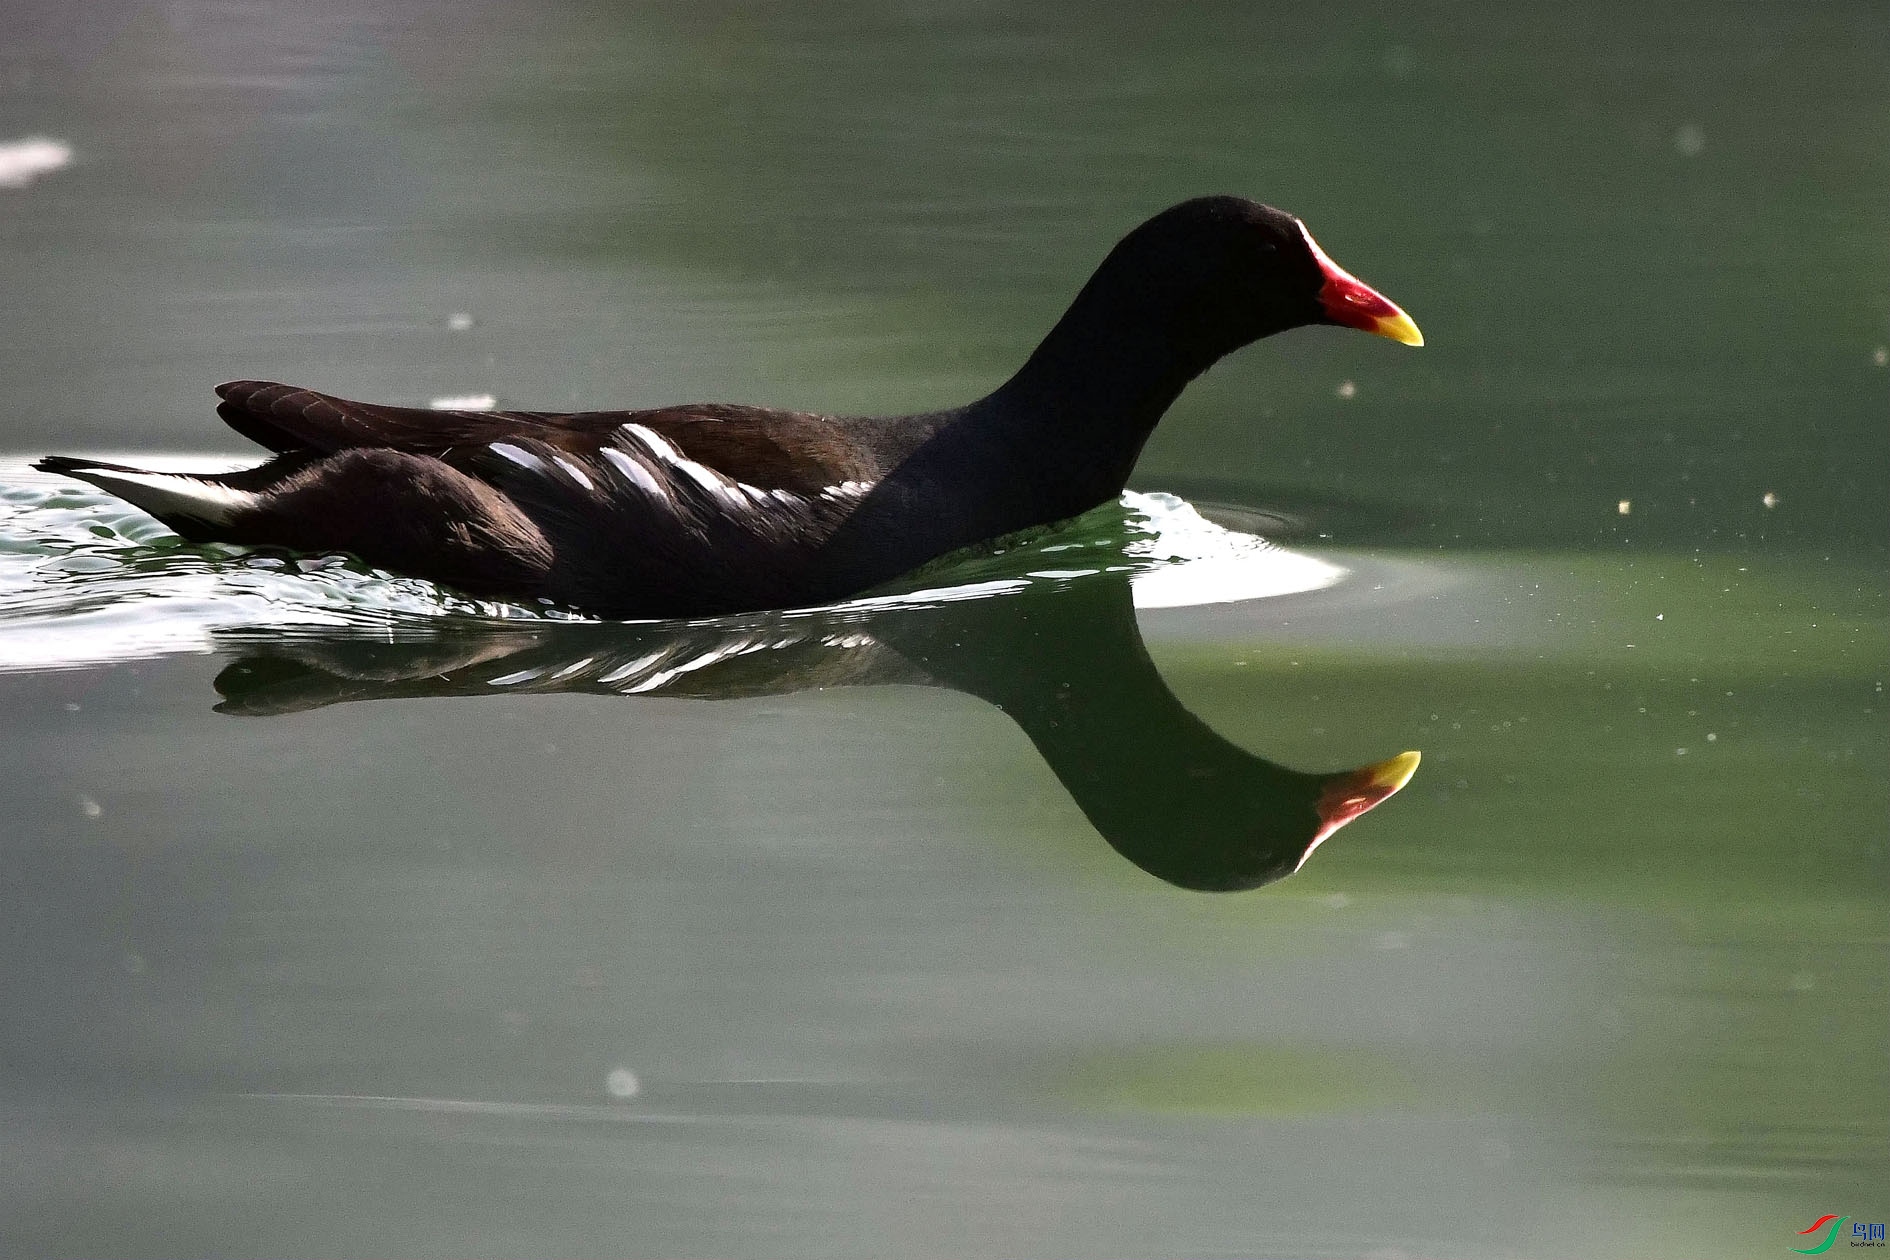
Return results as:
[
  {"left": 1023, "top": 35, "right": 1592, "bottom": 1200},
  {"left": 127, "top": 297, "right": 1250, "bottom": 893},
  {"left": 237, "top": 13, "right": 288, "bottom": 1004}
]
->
[
  {"left": 621, "top": 423, "right": 682, "bottom": 462},
  {"left": 79, "top": 469, "right": 257, "bottom": 525},
  {"left": 673, "top": 458, "right": 728, "bottom": 497},
  {"left": 489, "top": 442, "right": 546, "bottom": 472},
  {"left": 599, "top": 448, "right": 667, "bottom": 500},
  {"left": 552, "top": 455, "right": 594, "bottom": 490}
]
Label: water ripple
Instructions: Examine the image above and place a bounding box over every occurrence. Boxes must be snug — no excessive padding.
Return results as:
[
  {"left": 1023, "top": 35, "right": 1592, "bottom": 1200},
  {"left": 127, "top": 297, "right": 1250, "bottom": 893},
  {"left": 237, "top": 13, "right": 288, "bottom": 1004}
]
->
[{"left": 0, "top": 455, "right": 1343, "bottom": 672}]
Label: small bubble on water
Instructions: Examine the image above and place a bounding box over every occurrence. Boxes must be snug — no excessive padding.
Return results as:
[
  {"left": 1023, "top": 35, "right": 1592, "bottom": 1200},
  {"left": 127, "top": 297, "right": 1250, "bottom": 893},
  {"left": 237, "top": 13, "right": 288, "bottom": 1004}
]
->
[
  {"left": 1706, "top": 732, "right": 1717, "bottom": 742},
  {"left": 606, "top": 1067, "right": 641, "bottom": 1099},
  {"left": 79, "top": 795, "right": 102, "bottom": 819},
  {"left": 1335, "top": 380, "right": 1357, "bottom": 400},
  {"left": 1789, "top": 971, "right": 1815, "bottom": 992},
  {"left": 1325, "top": 893, "right": 1351, "bottom": 909},
  {"left": 1761, "top": 491, "right": 1778, "bottom": 508},
  {"left": 122, "top": 951, "right": 146, "bottom": 974},
  {"left": 447, "top": 312, "right": 475, "bottom": 331},
  {"left": 1873, "top": 346, "right": 1888, "bottom": 367},
  {"left": 1673, "top": 123, "right": 1705, "bottom": 156},
  {"left": 1617, "top": 499, "right": 1632, "bottom": 515}
]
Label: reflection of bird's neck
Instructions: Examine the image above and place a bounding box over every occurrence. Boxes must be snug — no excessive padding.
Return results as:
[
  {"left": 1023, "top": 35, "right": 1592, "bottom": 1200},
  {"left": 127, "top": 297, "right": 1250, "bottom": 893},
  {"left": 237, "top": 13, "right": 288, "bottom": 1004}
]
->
[{"left": 882, "top": 581, "right": 1320, "bottom": 891}]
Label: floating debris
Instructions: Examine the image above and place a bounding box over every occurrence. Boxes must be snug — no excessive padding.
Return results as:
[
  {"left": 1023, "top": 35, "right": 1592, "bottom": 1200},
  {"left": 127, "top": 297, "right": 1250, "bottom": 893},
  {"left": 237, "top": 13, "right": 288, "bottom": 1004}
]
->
[
  {"left": 1761, "top": 491, "right": 1778, "bottom": 509},
  {"left": 446, "top": 312, "right": 475, "bottom": 331},
  {"left": 429, "top": 393, "right": 497, "bottom": 411},
  {"left": 1617, "top": 499, "right": 1632, "bottom": 515},
  {"left": 0, "top": 136, "right": 73, "bottom": 189}
]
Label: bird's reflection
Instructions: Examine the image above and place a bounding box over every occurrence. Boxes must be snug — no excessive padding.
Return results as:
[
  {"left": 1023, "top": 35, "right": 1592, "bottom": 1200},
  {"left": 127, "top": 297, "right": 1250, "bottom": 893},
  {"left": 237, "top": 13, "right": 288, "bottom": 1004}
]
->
[{"left": 213, "top": 574, "right": 1418, "bottom": 891}]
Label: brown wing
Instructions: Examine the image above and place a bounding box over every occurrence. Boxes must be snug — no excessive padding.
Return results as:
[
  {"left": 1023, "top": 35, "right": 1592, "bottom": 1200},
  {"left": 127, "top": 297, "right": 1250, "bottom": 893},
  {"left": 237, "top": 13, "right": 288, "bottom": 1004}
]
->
[{"left": 214, "top": 381, "right": 883, "bottom": 496}]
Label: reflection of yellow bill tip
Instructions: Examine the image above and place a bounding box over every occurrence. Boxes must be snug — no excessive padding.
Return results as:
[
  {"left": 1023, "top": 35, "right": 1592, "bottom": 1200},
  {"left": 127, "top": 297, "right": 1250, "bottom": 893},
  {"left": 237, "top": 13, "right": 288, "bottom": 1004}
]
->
[
  {"left": 1364, "top": 749, "right": 1422, "bottom": 792},
  {"left": 1305, "top": 750, "right": 1423, "bottom": 869}
]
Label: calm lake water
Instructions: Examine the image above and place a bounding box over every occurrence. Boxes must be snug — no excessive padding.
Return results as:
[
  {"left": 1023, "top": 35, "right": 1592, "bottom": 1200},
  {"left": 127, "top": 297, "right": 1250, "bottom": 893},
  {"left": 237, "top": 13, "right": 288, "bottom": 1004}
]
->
[{"left": 2, "top": 3, "right": 1885, "bottom": 1257}]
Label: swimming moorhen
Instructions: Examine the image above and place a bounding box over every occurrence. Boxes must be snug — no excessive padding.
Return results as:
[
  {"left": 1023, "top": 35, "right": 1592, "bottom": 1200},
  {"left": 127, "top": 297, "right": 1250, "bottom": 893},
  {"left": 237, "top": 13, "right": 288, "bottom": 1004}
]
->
[{"left": 38, "top": 196, "right": 1421, "bottom": 619}]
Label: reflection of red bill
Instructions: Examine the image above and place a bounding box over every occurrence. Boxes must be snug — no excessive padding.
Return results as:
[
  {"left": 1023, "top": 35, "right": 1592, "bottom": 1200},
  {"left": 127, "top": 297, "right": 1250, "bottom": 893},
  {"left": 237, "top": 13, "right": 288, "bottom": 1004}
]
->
[
  {"left": 1299, "top": 220, "right": 1425, "bottom": 346},
  {"left": 1299, "top": 749, "right": 1423, "bottom": 871}
]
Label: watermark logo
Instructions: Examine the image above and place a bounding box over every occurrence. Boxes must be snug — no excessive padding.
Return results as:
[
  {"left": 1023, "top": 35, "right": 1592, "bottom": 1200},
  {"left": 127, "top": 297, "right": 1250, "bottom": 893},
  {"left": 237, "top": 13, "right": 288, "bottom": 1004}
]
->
[
  {"left": 1793, "top": 1216, "right": 1887, "bottom": 1253},
  {"left": 1795, "top": 1218, "right": 1848, "bottom": 1254}
]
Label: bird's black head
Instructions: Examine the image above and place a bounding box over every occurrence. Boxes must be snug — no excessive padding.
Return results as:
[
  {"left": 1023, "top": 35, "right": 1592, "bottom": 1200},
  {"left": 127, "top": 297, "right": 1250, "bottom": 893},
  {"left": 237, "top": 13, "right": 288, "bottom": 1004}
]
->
[
  {"left": 1085, "top": 195, "right": 1423, "bottom": 365},
  {"left": 989, "top": 195, "right": 1424, "bottom": 502}
]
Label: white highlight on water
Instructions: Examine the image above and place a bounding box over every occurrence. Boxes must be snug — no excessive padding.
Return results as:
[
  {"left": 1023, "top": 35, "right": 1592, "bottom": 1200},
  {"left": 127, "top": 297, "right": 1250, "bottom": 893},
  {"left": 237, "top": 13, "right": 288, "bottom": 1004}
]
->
[
  {"left": 0, "top": 137, "right": 72, "bottom": 188},
  {"left": 1119, "top": 491, "right": 1345, "bottom": 610}
]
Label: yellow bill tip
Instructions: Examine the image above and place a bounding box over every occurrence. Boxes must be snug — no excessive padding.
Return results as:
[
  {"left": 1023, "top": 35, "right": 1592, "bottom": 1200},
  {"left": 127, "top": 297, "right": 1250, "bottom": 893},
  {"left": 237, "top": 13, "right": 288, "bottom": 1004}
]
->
[
  {"left": 1299, "top": 218, "right": 1425, "bottom": 348},
  {"left": 1372, "top": 309, "right": 1424, "bottom": 347}
]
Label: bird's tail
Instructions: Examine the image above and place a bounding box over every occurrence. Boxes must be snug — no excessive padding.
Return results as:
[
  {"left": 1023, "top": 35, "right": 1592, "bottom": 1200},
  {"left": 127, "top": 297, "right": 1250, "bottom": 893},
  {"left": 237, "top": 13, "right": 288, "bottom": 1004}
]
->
[{"left": 34, "top": 455, "right": 260, "bottom": 540}]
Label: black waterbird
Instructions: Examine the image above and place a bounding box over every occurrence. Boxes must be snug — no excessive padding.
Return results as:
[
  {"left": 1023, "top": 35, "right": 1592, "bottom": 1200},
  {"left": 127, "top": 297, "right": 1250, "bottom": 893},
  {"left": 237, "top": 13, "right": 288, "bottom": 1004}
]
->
[{"left": 38, "top": 196, "right": 1421, "bottom": 619}]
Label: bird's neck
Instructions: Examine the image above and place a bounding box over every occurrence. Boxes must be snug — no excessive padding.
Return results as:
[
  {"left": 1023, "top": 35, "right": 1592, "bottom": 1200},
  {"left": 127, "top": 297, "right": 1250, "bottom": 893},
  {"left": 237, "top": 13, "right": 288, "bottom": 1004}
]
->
[{"left": 971, "top": 288, "right": 1222, "bottom": 514}]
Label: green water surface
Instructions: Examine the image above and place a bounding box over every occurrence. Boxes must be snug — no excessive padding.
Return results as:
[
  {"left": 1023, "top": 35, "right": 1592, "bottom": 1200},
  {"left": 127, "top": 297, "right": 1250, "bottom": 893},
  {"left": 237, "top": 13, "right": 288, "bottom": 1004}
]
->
[{"left": 0, "top": 3, "right": 1884, "bottom": 1257}]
